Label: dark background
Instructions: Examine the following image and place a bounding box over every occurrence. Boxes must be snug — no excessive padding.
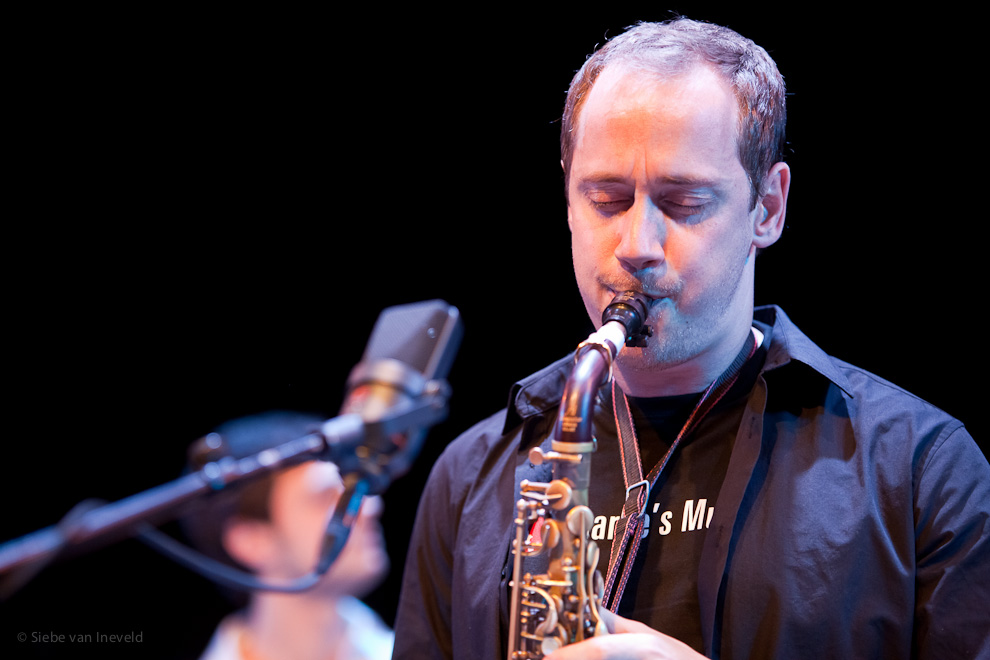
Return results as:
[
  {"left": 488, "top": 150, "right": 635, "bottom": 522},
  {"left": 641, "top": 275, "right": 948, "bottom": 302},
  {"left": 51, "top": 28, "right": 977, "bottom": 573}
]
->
[{"left": 3, "top": 7, "right": 984, "bottom": 658}]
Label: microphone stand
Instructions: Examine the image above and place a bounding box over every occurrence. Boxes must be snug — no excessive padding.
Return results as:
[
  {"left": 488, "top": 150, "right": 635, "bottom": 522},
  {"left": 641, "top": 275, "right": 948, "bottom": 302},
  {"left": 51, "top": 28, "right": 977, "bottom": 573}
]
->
[{"left": 0, "top": 381, "right": 451, "bottom": 599}]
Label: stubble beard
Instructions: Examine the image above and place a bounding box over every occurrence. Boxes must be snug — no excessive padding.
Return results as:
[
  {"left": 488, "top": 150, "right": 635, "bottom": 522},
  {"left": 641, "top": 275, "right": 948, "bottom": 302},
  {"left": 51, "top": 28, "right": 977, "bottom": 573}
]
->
[{"left": 606, "top": 254, "right": 752, "bottom": 387}]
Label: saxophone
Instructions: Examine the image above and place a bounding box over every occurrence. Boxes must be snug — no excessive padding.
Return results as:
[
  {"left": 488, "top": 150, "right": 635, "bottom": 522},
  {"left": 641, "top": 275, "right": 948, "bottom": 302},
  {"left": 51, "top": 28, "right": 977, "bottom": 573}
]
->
[{"left": 507, "top": 291, "right": 651, "bottom": 659}]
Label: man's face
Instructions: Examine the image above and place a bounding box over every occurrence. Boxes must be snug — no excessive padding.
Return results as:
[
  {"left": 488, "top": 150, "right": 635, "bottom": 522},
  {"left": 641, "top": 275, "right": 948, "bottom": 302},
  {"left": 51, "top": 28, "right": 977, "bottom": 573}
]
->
[{"left": 566, "top": 64, "right": 767, "bottom": 394}]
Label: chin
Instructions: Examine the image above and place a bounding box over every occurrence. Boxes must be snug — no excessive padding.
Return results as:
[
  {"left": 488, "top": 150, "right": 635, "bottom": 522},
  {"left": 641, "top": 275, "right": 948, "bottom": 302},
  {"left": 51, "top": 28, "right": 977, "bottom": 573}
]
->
[
  {"left": 325, "top": 558, "right": 389, "bottom": 598},
  {"left": 327, "top": 541, "right": 389, "bottom": 590},
  {"left": 618, "top": 315, "right": 709, "bottom": 370},
  {"left": 615, "top": 345, "right": 677, "bottom": 376}
]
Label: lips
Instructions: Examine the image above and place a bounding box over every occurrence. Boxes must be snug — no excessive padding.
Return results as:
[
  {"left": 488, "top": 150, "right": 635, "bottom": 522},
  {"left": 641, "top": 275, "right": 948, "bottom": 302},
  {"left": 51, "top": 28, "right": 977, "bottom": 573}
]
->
[
  {"left": 640, "top": 291, "right": 667, "bottom": 303},
  {"left": 601, "top": 287, "right": 675, "bottom": 331},
  {"left": 597, "top": 277, "right": 681, "bottom": 331}
]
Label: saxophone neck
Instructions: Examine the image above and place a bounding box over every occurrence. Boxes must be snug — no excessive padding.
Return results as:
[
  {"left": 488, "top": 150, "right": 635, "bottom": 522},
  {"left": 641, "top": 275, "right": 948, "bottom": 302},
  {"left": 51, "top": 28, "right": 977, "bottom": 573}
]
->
[
  {"left": 554, "top": 319, "right": 628, "bottom": 447},
  {"left": 553, "top": 290, "right": 651, "bottom": 447}
]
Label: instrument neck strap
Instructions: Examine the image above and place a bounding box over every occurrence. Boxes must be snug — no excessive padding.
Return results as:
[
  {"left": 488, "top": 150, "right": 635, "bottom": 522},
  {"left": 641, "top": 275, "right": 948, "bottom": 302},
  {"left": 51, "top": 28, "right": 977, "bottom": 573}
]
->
[{"left": 602, "top": 328, "right": 759, "bottom": 612}]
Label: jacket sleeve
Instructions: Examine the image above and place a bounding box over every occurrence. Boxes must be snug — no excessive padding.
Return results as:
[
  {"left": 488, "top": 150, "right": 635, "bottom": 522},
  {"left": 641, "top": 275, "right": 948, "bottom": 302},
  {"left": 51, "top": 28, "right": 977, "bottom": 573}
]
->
[
  {"left": 913, "top": 424, "right": 990, "bottom": 659},
  {"left": 392, "top": 448, "right": 459, "bottom": 660}
]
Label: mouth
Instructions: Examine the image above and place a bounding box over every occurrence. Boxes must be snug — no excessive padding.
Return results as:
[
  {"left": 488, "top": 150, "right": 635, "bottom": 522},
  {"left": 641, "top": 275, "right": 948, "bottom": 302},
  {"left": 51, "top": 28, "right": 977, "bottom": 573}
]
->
[
  {"left": 600, "top": 288, "right": 661, "bottom": 326},
  {"left": 602, "top": 288, "right": 674, "bottom": 333},
  {"left": 606, "top": 287, "right": 669, "bottom": 307}
]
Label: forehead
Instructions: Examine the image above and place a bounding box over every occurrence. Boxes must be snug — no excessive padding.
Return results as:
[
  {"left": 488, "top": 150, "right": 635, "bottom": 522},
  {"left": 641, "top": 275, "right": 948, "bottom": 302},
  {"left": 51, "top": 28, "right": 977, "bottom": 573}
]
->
[{"left": 571, "top": 63, "right": 743, "bottom": 179}]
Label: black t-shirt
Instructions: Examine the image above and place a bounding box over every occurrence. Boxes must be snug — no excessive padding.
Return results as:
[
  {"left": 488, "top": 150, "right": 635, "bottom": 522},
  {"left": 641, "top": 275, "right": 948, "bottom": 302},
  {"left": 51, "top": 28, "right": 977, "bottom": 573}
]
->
[{"left": 586, "top": 337, "right": 768, "bottom": 651}]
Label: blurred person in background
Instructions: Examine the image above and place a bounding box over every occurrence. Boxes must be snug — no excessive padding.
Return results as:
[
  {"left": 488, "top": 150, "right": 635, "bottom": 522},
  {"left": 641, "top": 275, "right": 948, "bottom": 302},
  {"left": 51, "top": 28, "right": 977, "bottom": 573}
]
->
[{"left": 183, "top": 410, "right": 393, "bottom": 660}]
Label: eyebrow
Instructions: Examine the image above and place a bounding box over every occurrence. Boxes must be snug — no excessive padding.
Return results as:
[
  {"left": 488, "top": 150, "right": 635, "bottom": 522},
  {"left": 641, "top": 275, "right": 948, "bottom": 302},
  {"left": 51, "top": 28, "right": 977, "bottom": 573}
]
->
[
  {"left": 656, "top": 175, "right": 721, "bottom": 188},
  {"left": 577, "top": 172, "right": 722, "bottom": 190},
  {"left": 576, "top": 173, "right": 628, "bottom": 188}
]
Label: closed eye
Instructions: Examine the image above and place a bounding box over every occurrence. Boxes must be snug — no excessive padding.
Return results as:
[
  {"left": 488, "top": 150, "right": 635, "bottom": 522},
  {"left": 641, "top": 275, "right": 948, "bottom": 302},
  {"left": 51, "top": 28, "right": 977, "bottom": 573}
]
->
[
  {"left": 661, "top": 199, "right": 710, "bottom": 222},
  {"left": 659, "top": 187, "right": 720, "bottom": 223},
  {"left": 583, "top": 184, "right": 634, "bottom": 217},
  {"left": 588, "top": 198, "right": 633, "bottom": 215}
]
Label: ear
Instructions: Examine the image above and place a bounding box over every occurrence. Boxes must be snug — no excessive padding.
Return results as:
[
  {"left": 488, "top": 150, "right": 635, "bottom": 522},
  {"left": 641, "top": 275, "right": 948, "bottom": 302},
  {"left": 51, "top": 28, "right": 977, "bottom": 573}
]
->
[
  {"left": 752, "top": 162, "right": 790, "bottom": 249},
  {"left": 222, "top": 516, "right": 277, "bottom": 572}
]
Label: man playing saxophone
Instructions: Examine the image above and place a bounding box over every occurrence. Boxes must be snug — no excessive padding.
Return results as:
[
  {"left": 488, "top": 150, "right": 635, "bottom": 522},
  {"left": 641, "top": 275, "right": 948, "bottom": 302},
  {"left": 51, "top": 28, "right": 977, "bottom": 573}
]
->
[{"left": 393, "top": 17, "right": 990, "bottom": 660}]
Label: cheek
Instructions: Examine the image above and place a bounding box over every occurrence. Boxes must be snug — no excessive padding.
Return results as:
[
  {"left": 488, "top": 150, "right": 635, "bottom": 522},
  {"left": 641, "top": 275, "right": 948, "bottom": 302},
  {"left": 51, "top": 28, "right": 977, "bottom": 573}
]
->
[
  {"left": 676, "top": 227, "right": 751, "bottom": 301},
  {"left": 289, "top": 504, "right": 335, "bottom": 558},
  {"left": 571, "top": 217, "right": 612, "bottom": 269}
]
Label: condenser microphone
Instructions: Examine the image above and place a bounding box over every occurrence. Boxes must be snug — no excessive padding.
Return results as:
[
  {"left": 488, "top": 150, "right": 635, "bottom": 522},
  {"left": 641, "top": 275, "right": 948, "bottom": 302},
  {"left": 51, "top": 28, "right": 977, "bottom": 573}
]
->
[
  {"left": 342, "top": 298, "right": 462, "bottom": 421},
  {"left": 318, "top": 299, "right": 462, "bottom": 570},
  {"left": 330, "top": 299, "right": 461, "bottom": 480}
]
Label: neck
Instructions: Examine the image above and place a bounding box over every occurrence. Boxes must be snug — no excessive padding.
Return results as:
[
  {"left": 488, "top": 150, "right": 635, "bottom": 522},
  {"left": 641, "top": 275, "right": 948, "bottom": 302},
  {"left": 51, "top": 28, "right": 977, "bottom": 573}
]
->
[{"left": 242, "top": 590, "right": 350, "bottom": 660}]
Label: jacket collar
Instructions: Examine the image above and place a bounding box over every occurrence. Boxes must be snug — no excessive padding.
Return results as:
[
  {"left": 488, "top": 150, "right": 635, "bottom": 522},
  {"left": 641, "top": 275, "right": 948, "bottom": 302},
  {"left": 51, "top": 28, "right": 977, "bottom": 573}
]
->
[
  {"left": 503, "top": 354, "right": 574, "bottom": 433},
  {"left": 755, "top": 305, "right": 853, "bottom": 396},
  {"left": 504, "top": 305, "right": 853, "bottom": 434}
]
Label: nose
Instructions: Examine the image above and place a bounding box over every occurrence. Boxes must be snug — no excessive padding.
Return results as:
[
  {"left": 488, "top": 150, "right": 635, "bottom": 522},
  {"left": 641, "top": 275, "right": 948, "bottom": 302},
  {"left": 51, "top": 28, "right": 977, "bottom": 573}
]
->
[{"left": 614, "top": 197, "right": 666, "bottom": 274}]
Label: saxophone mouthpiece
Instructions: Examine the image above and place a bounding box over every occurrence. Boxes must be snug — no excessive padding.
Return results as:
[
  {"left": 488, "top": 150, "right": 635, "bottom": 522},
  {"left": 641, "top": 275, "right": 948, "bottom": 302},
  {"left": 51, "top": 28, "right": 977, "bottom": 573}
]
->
[{"left": 602, "top": 291, "right": 652, "bottom": 347}]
